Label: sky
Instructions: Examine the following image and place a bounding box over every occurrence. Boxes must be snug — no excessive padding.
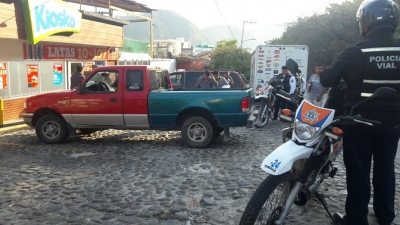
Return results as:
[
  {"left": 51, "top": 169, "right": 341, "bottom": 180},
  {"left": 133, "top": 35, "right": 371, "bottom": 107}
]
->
[{"left": 139, "top": 0, "right": 349, "bottom": 50}]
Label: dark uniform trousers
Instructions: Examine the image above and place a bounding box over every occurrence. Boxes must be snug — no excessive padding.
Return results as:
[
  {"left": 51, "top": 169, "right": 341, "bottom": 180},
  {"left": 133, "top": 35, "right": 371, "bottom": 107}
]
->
[{"left": 343, "top": 122, "right": 400, "bottom": 225}]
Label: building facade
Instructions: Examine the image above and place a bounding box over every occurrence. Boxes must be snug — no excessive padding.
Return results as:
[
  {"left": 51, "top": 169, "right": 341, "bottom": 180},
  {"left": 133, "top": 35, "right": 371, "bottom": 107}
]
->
[{"left": 0, "top": 0, "right": 151, "bottom": 123}]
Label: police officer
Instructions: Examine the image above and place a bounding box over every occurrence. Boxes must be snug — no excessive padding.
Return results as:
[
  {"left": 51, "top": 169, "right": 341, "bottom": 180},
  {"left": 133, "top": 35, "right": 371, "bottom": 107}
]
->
[
  {"left": 320, "top": 0, "right": 400, "bottom": 224},
  {"left": 283, "top": 67, "right": 297, "bottom": 110},
  {"left": 272, "top": 66, "right": 296, "bottom": 120}
]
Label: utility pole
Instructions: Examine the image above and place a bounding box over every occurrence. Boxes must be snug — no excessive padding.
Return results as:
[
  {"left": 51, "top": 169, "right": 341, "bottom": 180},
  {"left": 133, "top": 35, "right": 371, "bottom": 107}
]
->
[
  {"left": 240, "top": 20, "right": 256, "bottom": 48},
  {"left": 150, "top": 11, "right": 154, "bottom": 58}
]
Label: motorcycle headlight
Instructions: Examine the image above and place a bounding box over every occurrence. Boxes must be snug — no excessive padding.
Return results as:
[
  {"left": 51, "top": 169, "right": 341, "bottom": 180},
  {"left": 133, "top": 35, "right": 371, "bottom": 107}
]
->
[{"left": 294, "top": 121, "right": 320, "bottom": 140}]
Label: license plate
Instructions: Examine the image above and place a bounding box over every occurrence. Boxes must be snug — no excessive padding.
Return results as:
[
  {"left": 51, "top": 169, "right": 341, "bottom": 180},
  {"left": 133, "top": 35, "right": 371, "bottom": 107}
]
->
[{"left": 279, "top": 114, "right": 292, "bottom": 121}]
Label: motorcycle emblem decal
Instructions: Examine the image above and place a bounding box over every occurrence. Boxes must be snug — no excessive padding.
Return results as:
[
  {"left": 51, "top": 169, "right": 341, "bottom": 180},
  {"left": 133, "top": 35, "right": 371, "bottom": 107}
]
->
[
  {"left": 297, "top": 100, "right": 334, "bottom": 126},
  {"left": 304, "top": 109, "right": 319, "bottom": 122}
]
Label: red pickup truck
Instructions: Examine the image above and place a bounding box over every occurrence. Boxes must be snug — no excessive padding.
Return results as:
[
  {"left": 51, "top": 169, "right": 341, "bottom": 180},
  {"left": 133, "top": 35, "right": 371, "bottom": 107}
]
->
[{"left": 22, "top": 66, "right": 253, "bottom": 148}]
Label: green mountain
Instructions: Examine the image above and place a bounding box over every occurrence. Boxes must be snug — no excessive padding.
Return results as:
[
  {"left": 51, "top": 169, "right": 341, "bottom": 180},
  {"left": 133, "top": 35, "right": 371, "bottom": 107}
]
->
[
  {"left": 122, "top": 10, "right": 268, "bottom": 52},
  {"left": 122, "top": 10, "right": 210, "bottom": 46}
]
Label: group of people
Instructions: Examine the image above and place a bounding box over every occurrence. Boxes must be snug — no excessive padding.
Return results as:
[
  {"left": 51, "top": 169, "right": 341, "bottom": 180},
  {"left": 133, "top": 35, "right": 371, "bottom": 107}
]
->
[
  {"left": 195, "top": 70, "right": 234, "bottom": 88},
  {"left": 269, "top": 64, "right": 328, "bottom": 120},
  {"left": 270, "top": 0, "right": 400, "bottom": 224}
]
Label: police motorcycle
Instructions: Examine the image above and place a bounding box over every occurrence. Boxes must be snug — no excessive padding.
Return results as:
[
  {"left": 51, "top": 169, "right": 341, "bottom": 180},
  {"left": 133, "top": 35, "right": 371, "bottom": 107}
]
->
[
  {"left": 250, "top": 83, "right": 276, "bottom": 128},
  {"left": 240, "top": 81, "right": 397, "bottom": 223}
]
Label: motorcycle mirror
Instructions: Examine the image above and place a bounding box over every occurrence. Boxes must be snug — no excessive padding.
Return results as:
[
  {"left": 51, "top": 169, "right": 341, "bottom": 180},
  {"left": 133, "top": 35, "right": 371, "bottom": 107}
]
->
[
  {"left": 286, "top": 59, "right": 298, "bottom": 75},
  {"left": 349, "top": 87, "right": 398, "bottom": 115},
  {"left": 370, "top": 87, "right": 397, "bottom": 99}
]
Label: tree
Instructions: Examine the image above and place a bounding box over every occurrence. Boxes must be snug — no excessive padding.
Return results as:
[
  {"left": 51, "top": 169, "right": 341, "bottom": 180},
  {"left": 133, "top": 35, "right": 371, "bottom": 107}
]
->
[
  {"left": 209, "top": 39, "right": 251, "bottom": 78},
  {"left": 269, "top": 0, "right": 364, "bottom": 77}
]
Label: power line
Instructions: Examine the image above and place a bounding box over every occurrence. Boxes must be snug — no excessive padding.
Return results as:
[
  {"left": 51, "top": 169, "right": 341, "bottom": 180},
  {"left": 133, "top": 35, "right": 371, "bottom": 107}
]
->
[{"left": 214, "top": 0, "right": 236, "bottom": 40}]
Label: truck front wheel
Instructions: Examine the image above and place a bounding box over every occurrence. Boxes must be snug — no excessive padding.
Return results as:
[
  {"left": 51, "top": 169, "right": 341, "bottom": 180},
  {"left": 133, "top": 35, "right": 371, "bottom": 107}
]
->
[
  {"left": 181, "top": 116, "right": 214, "bottom": 148},
  {"left": 35, "top": 114, "right": 69, "bottom": 144}
]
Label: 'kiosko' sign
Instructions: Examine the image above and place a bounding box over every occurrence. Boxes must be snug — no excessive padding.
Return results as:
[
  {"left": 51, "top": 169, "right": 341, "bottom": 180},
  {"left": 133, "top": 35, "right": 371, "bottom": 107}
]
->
[{"left": 22, "top": 0, "right": 82, "bottom": 44}]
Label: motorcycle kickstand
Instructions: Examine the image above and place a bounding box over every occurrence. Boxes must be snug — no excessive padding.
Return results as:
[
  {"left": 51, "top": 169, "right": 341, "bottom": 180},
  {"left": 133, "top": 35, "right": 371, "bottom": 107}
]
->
[{"left": 315, "top": 192, "right": 337, "bottom": 225}]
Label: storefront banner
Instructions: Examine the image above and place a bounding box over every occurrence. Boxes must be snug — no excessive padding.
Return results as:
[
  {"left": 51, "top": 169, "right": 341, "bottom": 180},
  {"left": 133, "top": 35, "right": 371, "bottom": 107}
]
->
[
  {"left": 0, "top": 63, "right": 8, "bottom": 89},
  {"left": 53, "top": 63, "right": 63, "bottom": 86},
  {"left": 27, "top": 64, "right": 39, "bottom": 88},
  {"left": 42, "top": 44, "right": 108, "bottom": 60},
  {"left": 22, "top": 0, "right": 82, "bottom": 44}
]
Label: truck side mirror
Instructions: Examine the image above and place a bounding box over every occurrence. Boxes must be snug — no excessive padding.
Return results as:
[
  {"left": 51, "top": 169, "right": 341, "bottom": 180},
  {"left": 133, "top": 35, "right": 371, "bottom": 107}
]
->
[{"left": 78, "top": 83, "right": 85, "bottom": 94}]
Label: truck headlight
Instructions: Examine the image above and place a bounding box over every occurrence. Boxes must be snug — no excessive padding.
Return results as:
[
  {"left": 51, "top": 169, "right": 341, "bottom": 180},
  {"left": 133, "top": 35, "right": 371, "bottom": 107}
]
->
[{"left": 294, "top": 121, "right": 320, "bottom": 140}]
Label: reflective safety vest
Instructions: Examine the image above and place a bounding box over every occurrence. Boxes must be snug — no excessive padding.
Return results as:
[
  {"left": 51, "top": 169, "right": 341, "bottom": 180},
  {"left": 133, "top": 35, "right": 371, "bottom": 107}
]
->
[{"left": 344, "top": 47, "right": 400, "bottom": 120}]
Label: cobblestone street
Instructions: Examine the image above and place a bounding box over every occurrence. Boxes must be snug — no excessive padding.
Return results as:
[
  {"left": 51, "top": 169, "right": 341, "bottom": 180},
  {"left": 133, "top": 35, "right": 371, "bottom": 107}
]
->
[{"left": 0, "top": 122, "right": 399, "bottom": 225}]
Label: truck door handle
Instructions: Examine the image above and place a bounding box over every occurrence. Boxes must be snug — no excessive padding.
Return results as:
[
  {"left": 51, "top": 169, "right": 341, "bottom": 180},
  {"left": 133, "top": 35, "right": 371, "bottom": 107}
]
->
[{"left": 110, "top": 98, "right": 118, "bottom": 102}]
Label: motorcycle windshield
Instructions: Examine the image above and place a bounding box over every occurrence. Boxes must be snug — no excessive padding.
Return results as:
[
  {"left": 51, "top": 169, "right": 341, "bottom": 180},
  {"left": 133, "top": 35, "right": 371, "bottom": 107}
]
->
[{"left": 295, "top": 100, "right": 335, "bottom": 127}]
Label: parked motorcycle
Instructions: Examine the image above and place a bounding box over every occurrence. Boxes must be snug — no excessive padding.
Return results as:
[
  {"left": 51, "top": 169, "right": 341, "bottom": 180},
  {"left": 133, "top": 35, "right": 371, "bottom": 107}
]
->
[
  {"left": 240, "top": 86, "right": 397, "bottom": 225},
  {"left": 250, "top": 84, "right": 276, "bottom": 128}
]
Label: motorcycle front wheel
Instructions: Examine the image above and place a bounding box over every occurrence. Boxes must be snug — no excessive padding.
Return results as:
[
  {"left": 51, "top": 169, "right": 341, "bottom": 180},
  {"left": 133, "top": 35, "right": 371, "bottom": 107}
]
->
[
  {"left": 240, "top": 172, "right": 295, "bottom": 225},
  {"left": 251, "top": 103, "right": 270, "bottom": 128}
]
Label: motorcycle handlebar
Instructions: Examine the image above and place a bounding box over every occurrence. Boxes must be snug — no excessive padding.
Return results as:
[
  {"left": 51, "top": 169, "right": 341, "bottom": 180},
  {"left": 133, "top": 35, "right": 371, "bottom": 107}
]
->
[
  {"left": 276, "top": 90, "right": 291, "bottom": 98},
  {"left": 337, "top": 116, "right": 381, "bottom": 126},
  {"left": 276, "top": 93, "right": 291, "bottom": 102}
]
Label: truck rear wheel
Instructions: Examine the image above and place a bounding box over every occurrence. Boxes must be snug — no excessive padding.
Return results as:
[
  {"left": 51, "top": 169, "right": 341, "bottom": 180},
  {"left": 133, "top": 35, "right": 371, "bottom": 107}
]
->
[
  {"left": 35, "top": 114, "right": 68, "bottom": 144},
  {"left": 181, "top": 116, "right": 214, "bottom": 148}
]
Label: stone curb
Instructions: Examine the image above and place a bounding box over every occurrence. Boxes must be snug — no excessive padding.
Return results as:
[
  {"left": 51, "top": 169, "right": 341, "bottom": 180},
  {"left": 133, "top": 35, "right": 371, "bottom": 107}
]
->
[{"left": 0, "top": 124, "right": 28, "bottom": 133}]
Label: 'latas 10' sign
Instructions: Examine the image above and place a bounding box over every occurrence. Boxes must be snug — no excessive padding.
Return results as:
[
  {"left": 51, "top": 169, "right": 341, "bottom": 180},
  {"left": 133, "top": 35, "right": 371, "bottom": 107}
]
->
[
  {"left": 43, "top": 45, "right": 108, "bottom": 60},
  {"left": 22, "top": 0, "right": 82, "bottom": 44}
]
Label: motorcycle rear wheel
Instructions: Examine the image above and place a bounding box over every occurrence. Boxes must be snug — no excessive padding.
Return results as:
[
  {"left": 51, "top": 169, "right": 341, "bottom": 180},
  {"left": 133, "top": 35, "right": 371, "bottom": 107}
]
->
[
  {"left": 251, "top": 103, "right": 270, "bottom": 128},
  {"left": 239, "top": 172, "right": 295, "bottom": 225}
]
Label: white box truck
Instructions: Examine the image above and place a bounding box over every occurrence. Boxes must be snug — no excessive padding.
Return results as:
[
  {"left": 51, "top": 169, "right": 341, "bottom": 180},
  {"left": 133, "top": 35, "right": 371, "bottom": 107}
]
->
[{"left": 250, "top": 45, "right": 309, "bottom": 93}]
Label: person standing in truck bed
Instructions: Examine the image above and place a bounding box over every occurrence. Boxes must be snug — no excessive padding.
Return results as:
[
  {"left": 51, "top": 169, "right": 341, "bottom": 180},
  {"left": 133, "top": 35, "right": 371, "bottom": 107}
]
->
[
  {"left": 212, "top": 70, "right": 228, "bottom": 88},
  {"left": 195, "top": 70, "right": 218, "bottom": 88}
]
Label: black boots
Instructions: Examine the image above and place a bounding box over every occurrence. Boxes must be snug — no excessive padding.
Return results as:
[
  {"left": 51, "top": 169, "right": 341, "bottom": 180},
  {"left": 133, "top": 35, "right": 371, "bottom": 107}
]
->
[{"left": 333, "top": 212, "right": 347, "bottom": 225}]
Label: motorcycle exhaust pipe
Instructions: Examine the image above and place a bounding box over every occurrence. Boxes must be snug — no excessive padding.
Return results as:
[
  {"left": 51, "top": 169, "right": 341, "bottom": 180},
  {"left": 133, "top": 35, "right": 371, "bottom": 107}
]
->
[
  {"left": 294, "top": 189, "right": 311, "bottom": 206},
  {"left": 294, "top": 177, "right": 323, "bottom": 207}
]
